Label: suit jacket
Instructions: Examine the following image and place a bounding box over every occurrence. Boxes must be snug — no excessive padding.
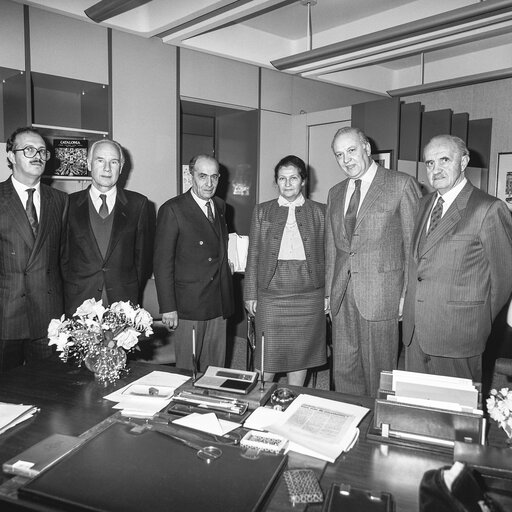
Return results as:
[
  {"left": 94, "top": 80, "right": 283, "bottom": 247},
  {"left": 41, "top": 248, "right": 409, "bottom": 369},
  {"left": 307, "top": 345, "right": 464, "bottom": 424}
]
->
[
  {"left": 61, "top": 187, "right": 150, "bottom": 316},
  {"left": 325, "top": 165, "right": 421, "bottom": 320},
  {"left": 244, "top": 198, "right": 325, "bottom": 300},
  {"left": 153, "top": 190, "right": 234, "bottom": 321},
  {"left": 0, "top": 177, "right": 67, "bottom": 339},
  {"left": 403, "top": 181, "right": 512, "bottom": 358}
]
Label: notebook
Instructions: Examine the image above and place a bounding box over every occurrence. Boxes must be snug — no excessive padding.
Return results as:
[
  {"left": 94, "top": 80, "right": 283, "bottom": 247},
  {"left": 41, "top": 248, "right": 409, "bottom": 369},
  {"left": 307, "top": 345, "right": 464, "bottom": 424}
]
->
[{"left": 20, "top": 422, "right": 286, "bottom": 512}]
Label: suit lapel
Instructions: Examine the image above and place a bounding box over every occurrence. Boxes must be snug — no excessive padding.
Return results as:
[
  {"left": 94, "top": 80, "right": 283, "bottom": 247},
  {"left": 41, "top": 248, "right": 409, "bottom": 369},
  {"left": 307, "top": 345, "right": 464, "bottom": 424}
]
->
[
  {"left": 28, "top": 185, "right": 54, "bottom": 265},
  {"left": 76, "top": 188, "right": 104, "bottom": 262},
  {"left": 104, "top": 188, "right": 127, "bottom": 262},
  {"left": 414, "top": 194, "right": 435, "bottom": 258},
  {"left": 336, "top": 180, "right": 350, "bottom": 240},
  {"left": 419, "top": 182, "right": 473, "bottom": 256},
  {"left": 2, "top": 178, "right": 36, "bottom": 250},
  {"left": 354, "top": 166, "right": 384, "bottom": 231}
]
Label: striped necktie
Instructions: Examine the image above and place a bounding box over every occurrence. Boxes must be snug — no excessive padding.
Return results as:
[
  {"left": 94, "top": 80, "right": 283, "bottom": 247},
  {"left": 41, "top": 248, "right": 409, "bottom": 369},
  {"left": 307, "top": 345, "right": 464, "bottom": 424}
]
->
[{"left": 25, "top": 188, "right": 38, "bottom": 237}]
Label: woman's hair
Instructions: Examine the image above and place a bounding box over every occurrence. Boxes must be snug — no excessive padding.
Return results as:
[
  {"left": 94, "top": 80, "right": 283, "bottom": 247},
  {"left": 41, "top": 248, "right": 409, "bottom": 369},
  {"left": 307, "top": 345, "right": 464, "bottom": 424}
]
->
[{"left": 274, "top": 155, "right": 308, "bottom": 183}]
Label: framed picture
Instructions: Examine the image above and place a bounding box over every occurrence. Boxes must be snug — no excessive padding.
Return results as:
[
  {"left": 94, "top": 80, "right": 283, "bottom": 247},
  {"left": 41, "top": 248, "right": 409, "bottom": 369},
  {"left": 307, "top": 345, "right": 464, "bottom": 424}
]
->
[
  {"left": 496, "top": 152, "right": 512, "bottom": 211},
  {"left": 372, "top": 150, "right": 392, "bottom": 169}
]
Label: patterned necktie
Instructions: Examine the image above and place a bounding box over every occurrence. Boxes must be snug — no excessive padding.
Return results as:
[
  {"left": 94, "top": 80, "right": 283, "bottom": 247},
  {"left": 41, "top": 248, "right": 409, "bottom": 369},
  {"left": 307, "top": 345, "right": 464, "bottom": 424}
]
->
[
  {"left": 206, "top": 201, "right": 214, "bottom": 224},
  {"left": 345, "top": 179, "right": 361, "bottom": 241},
  {"left": 428, "top": 196, "right": 444, "bottom": 236},
  {"left": 25, "top": 188, "right": 38, "bottom": 238},
  {"left": 99, "top": 194, "right": 109, "bottom": 219}
]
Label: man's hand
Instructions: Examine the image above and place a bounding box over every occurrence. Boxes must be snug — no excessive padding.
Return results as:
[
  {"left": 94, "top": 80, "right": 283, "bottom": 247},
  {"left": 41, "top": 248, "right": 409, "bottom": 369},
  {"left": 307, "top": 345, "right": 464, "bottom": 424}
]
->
[
  {"left": 228, "top": 259, "right": 235, "bottom": 275},
  {"left": 244, "top": 300, "right": 257, "bottom": 317},
  {"left": 162, "top": 311, "right": 178, "bottom": 330}
]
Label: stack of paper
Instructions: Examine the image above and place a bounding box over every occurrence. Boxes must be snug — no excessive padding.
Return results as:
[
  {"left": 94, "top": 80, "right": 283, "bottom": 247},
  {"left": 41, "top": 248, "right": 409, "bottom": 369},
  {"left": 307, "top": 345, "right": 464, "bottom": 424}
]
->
[
  {"left": 104, "top": 371, "right": 190, "bottom": 418},
  {"left": 266, "top": 394, "right": 369, "bottom": 463},
  {"left": 389, "top": 370, "right": 482, "bottom": 414},
  {"left": 0, "top": 402, "right": 39, "bottom": 435}
]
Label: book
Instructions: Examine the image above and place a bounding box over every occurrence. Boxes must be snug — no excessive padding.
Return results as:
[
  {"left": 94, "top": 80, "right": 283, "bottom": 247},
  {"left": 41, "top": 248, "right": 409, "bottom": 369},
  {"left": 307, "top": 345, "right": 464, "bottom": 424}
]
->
[
  {"left": 267, "top": 394, "right": 369, "bottom": 463},
  {"left": 3, "top": 434, "right": 82, "bottom": 478},
  {"left": 53, "top": 138, "right": 89, "bottom": 177}
]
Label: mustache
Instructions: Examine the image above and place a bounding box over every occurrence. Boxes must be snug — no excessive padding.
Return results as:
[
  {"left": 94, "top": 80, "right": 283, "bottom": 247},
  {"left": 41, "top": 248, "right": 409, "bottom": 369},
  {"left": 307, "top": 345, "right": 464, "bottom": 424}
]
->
[{"left": 30, "top": 159, "right": 43, "bottom": 165}]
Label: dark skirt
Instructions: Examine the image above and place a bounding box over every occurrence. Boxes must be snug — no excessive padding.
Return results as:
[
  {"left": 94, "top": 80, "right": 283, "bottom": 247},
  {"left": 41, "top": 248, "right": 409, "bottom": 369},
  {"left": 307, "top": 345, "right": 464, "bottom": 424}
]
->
[{"left": 255, "top": 260, "right": 327, "bottom": 373}]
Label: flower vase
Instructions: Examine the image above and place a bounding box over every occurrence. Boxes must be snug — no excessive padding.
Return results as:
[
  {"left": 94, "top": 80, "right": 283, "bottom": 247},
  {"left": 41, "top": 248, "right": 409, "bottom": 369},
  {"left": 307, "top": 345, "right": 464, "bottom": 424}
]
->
[{"left": 84, "top": 346, "right": 127, "bottom": 385}]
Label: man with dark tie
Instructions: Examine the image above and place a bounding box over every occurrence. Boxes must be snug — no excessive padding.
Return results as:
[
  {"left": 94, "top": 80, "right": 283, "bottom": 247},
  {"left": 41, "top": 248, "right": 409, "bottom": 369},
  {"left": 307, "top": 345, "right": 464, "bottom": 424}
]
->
[
  {"left": 403, "top": 134, "right": 512, "bottom": 381},
  {"left": 154, "top": 155, "right": 234, "bottom": 372},
  {"left": 62, "top": 139, "right": 150, "bottom": 316},
  {"left": 0, "top": 127, "right": 67, "bottom": 372},
  {"left": 325, "top": 127, "right": 421, "bottom": 396}
]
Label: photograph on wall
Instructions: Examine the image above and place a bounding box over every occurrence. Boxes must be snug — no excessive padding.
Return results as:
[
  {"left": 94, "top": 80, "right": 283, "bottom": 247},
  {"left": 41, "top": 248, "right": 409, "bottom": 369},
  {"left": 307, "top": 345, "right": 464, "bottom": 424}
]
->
[
  {"left": 372, "top": 151, "right": 392, "bottom": 169},
  {"left": 52, "top": 138, "right": 89, "bottom": 178},
  {"left": 496, "top": 152, "right": 512, "bottom": 211}
]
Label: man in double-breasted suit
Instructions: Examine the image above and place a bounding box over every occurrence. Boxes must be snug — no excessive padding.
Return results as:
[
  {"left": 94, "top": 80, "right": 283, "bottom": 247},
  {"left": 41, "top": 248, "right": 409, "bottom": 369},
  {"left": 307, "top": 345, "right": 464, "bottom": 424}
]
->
[
  {"left": 154, "top": 155, "right": 234, "bottom": 371},
  {"left": 0, "top": 127, "right": 67, "bottom": 372},
  {"left": 403, "top": 135, "right": 512, "bottom": 381},
  {"left": 62, "top": 139, "right": 150, "bottom": 316},
  {"left": 326, "top": 127, "right": 421, "bottom": 396}
]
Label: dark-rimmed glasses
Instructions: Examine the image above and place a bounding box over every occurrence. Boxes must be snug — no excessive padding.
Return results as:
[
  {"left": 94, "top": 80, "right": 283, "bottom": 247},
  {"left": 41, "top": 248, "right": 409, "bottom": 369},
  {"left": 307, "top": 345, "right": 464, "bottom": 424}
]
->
[{"left": 12, "top": 146, "right": 51, "bottom": 161}]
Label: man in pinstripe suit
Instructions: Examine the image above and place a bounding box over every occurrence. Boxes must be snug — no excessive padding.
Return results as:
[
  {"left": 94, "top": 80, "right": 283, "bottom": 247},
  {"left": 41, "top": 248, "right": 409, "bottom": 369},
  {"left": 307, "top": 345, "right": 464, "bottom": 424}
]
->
[
  {"left": 0, "top": 127, "right": 67, "bottom": 372},
  {"left": 403, "top": 135, "right": 512, "bottom": 381},
  {"left": 326, "top": 127, "right": 421, "bottom": 396}
]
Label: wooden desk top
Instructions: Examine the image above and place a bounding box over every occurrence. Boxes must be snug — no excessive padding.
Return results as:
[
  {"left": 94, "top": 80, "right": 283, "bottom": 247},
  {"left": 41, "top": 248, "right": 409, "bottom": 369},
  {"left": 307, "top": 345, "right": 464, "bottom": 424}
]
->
[{"left": 0, "top": 361, "right": 456, "bottom": 511}]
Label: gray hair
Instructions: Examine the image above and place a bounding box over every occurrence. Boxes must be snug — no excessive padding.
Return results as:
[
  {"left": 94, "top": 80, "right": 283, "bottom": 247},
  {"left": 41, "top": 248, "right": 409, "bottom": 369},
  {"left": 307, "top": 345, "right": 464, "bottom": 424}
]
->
[
  {"left": 88, "top": 139, "right": 125, "bottom": 167},
  {"left": 331, "top": 126, "right": 370, "bottom": 152}
]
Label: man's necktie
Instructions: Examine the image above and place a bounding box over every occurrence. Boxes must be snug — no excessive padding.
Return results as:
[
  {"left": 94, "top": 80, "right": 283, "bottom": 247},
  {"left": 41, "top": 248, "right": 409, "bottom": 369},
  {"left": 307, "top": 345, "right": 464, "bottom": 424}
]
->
[
  {"left": 25, "top": 188, "right": 38, "bottom": 238},
  {"left": 428, "top": 196, "right": 444, "bottom": 236},
  {"left": 206, "top": 201, "right": 214, "bottom": 224},
  {"left": 99, "top": 194, "right": 109, "bottom": 219},
  {"left": 345, "top": 179, "right": 361, "bottom": 241}
]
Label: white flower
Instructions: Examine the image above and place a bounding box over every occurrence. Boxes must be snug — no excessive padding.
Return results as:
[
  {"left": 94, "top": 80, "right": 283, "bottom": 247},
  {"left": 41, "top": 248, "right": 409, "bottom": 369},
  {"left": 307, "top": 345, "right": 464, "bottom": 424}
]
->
[
  {"left": 49, "top": 332, "right": 72, "bottom": 352},
  {"left": 110, "top": 301, "right": 136, "bottom": 322},
  {"left": 134, "top": 309, "right": 153, "bottom": 335},
  {"left": 75, "top": 298, "right": 105, "bottom": 320},
  {"left": 114, "top": 328, "right": 140, "bottom": 350},
  {"left": 47, "top": 316, "right": 66, "bottom": 340}
]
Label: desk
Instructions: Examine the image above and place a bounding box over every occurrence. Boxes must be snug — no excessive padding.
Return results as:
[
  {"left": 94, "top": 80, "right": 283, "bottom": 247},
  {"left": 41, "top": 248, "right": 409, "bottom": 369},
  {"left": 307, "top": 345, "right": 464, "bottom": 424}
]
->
[{"left": 0, "top": 361, "right": 456, "bottom": 511}]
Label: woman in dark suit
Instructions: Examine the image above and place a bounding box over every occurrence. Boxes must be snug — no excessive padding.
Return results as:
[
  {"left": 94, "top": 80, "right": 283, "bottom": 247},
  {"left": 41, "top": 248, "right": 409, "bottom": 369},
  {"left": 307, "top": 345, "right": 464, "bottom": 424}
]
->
[{"left": 244, "top": 155, "right": 326, "bottom": 386}]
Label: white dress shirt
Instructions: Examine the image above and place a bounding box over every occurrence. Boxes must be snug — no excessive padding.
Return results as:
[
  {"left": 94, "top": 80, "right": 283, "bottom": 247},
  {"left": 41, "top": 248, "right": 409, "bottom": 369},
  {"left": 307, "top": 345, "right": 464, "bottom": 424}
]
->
[
  {"left": 191, "top": 189, "right": 215, "bottom": 219},
  {"left": 277, "top": 193, "right": 306, "bottom": 260},
  {"left": 426, "top": 177, "right": 467, "bottom": 232},
  {"left": 89, "top": 185, "right": 117, "bottom": 215},
  {"left": 343, "top": 160, "right": 378, "bottom": 215},
  {"left": 12, "top": 176, "right": 41, "bottom": 219}
]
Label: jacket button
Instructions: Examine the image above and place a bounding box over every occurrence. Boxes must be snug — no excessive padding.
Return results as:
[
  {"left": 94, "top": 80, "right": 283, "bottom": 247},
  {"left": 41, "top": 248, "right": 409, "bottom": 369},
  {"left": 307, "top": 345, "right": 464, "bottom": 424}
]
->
[
  {"left": 199, "top": 241, "right": 204, "bottom": 245},
  {"left": 417, "top": 277, "right": 423, "bottom": 282},
  {"left": 208, "top": 257, "right": 212, "bottom": 262}
]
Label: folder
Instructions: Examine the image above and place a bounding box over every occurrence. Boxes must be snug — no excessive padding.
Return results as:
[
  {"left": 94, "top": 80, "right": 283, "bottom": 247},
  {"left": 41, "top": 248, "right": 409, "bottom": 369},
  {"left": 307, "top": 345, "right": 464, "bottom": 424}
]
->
[{"left": 20, "top": 422, "right": 286, "bottom": 512}]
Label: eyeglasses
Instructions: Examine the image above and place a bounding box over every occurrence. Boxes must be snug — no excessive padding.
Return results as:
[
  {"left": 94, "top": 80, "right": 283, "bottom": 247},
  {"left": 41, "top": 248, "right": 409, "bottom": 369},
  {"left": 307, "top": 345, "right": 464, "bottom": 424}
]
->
[{"left": 12, "top": 146, "right": 51, "bottom": 161}]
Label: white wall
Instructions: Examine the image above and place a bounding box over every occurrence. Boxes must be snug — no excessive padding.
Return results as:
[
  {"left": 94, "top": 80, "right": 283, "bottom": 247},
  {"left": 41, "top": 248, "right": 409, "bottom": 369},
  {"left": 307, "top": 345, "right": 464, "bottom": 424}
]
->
[{"left": 111, "top": 31, "right": 178, "bottom": 210}]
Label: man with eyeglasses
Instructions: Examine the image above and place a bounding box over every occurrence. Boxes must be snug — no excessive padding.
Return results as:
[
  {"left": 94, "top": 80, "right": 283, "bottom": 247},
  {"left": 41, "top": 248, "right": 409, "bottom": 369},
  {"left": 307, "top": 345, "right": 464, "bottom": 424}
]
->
[
  {"left": 154, "top": 154, "right": 234, "bottom": 371},
  {"left": 0, "top": 126, "right": 67, "bottom": 372},
  {"left": 61, "top": 139, "right": 151, "bottom": 316}
]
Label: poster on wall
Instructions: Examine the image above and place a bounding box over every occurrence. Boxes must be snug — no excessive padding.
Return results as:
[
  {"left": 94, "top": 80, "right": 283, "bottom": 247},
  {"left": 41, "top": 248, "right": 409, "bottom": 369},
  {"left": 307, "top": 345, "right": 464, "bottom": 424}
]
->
[
  {"left": 52, "top": 138, "right": 89, "bottom": 178},
  {"left": 182, "top": 165, "right": 192, "bottom": 192},
  {"left": 496, "top": 152, "right": 512, "bottom": 211}
]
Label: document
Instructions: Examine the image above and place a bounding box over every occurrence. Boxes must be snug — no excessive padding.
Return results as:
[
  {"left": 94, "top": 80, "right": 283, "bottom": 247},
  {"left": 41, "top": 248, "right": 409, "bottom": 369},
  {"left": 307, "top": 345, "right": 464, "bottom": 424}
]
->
[
  {"left": 0, "top": 402, "right": 39, "bottom": 435},
  {"left": 172, "top": 412, "right": 239, "bottom": 436},
  {"left": 104, "top": 371, "right": 190, "bottom": 417},
  {"left": 267, "top": 394, "right": 369, "bottom": 463}
]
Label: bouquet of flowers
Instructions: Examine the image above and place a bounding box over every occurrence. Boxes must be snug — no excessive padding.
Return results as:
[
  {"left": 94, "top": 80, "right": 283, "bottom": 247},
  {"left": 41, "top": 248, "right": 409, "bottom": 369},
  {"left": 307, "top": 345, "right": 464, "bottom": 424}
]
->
[
  {"left": 486, "top": 387, "right": 512, "bottom": 439},
  {"left": 48, "top": 298, "right": 153, "bottom": 383}
]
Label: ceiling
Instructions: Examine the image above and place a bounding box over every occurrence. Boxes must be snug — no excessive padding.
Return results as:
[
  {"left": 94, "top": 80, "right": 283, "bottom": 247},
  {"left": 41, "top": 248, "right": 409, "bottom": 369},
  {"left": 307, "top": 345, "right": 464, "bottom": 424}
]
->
[{"left": 15, "top": 0, "right": 512, "bottom": 96}]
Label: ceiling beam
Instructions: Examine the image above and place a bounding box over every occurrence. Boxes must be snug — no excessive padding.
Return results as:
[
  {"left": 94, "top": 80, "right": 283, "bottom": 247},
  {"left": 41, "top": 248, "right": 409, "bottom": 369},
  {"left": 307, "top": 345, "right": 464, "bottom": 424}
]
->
[
  {"left": 85, "top": 0, "right": 152, "bottom": 23},
  {"left": 271, "top": 0, "right": 512, "bottom": 72}
]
